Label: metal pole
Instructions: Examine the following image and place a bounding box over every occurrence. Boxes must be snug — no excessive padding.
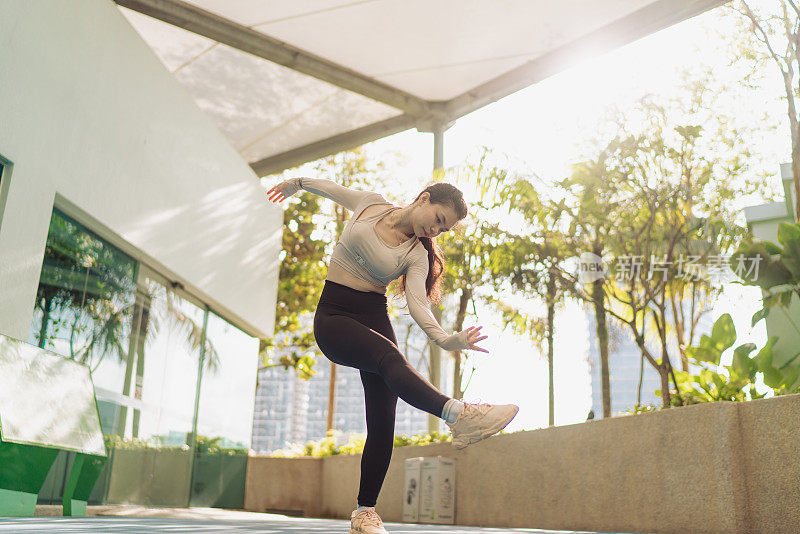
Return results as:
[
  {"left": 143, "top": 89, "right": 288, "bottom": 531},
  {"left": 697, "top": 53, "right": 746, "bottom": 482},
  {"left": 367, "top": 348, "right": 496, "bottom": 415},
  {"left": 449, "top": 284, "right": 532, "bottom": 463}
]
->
[{"left": 428, "top": 123, "right": 445, "bottom": 434}]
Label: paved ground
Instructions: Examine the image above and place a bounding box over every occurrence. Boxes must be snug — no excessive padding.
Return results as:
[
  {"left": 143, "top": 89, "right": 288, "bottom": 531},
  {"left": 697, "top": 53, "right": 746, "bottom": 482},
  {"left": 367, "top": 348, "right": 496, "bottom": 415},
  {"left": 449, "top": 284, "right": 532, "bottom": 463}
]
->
[{"left": 0, "top": 505, "right": 642, "bottom": 533}]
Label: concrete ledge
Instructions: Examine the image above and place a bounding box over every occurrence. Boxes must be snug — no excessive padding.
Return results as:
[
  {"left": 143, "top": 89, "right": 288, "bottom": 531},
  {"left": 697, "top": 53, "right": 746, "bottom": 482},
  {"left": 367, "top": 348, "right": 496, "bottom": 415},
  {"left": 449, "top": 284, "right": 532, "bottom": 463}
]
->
[
  {"left": 245, "top": 394, "right": 800, "bottom": 533},
  {"left": 737, "top": 393, "right": 800, "bottom": 530}
]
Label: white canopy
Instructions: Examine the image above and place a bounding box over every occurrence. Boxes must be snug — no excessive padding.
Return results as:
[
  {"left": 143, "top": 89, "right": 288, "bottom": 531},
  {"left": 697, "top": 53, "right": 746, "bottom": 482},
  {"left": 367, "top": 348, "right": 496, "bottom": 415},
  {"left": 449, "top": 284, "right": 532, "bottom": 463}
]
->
[{"left": 115, "top": 0, "right": 726, "bottom": 176}]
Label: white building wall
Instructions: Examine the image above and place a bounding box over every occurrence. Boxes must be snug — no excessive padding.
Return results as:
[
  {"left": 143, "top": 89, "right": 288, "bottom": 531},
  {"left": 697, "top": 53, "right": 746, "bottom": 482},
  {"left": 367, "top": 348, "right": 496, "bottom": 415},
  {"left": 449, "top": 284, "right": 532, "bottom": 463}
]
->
[{"left": 0, "top": 0, "right": 281, "bottom": 340}]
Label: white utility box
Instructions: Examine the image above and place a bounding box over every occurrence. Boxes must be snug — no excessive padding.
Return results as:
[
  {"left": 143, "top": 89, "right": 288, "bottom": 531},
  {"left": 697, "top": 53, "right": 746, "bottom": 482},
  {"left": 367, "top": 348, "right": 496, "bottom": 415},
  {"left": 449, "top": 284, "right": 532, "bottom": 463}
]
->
[
  {"left": 402, "top": 457, "right": 423, "bottom": 522},
  {"left": 419, "top": 456, "right": 456, "bottom": 524}
]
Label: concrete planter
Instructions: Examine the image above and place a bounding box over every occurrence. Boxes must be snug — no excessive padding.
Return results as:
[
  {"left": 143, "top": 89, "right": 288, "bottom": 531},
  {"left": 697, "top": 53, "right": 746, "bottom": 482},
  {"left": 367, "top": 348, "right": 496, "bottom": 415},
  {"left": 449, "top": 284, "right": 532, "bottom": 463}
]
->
[
  {"left": 244, "top": 456, "right": 324, "bottom": 517},
  {"left": 245, "top": 393, "right": 800, "bottom": 534},
  {"left": 106, "top": 449, "right": 192, "bottom": 507}
]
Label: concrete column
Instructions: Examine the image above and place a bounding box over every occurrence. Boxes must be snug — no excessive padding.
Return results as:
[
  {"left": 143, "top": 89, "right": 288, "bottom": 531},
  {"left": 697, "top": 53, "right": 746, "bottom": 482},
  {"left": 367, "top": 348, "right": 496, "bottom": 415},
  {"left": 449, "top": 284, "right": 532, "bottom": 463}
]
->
[{"left": 433, "top": 124, "right": 444, "bottom": 171}]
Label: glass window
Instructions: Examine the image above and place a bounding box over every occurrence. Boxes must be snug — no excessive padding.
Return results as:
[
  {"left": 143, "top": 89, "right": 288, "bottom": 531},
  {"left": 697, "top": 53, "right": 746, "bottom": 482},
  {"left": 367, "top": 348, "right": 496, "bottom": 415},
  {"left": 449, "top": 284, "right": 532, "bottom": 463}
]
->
[
  {"left": 28, "top": 208, "right": 138, "bottom": 435},
  {"left": 26, "top": 207, "right": 262, "bottom": 508},
  {"left": 195, "top": 312, "right": 259, "bottom": 449},
  {"left": 124, "top": 271, "right": 204, "bottom": 446},
  {"left": 25, "top": 210, "right": 207, "bottom": 445}
]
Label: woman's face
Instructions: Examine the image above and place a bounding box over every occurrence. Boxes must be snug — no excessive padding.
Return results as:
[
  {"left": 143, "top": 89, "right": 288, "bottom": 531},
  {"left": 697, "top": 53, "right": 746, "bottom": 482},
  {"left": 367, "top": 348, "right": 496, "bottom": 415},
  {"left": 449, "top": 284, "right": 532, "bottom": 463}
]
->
[{"left": 414, "top": 193, "right": 459, "bottom": 239}]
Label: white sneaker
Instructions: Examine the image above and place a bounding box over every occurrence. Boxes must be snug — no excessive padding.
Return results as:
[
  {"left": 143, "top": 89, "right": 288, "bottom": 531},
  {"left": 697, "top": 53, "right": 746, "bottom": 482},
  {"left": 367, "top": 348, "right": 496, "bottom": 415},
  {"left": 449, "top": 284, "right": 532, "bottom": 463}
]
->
[
  {"left": 350, "top": 506, "right": 388, "bottom": 534},
  {"left": 445, "top": 399, "right": 519, "bottom": 450}
]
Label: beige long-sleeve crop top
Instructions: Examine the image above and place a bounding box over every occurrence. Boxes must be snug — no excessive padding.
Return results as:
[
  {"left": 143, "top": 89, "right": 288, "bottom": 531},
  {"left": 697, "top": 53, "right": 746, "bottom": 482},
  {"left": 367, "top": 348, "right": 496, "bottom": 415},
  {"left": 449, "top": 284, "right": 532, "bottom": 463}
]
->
[{"left": 290, "top": 177, "right": 471, "bottom": 351}]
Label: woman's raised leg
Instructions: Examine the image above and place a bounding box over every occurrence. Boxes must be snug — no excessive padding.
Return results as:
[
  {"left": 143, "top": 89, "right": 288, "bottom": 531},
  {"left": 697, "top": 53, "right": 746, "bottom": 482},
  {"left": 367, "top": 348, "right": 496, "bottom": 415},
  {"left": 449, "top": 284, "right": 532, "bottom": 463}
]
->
[{"left": 313, "top": 310, "right": 450, "bottom": 417}]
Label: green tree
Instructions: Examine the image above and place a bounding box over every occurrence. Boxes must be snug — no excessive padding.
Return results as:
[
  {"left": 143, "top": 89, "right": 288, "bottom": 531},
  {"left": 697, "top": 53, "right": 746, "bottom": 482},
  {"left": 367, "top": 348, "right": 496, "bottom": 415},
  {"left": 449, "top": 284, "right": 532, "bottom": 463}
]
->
[
  {"left": 401, "top": 148, "right": 568, "bottom": 428},
  {"left": 722, "top": 0, "right": 800, "bottom": 222},
  {"left": 558, "top": 151, "right": 622, "bottom": 418},
  {"left": 497, "top": 179, "right": 572, "bottom": 426},
  {"left": 434, "top": 150, "right": 575, "bottom": 426},
  {"left": 255, "top": 180, "right": 324, "bottom": 385},
  {"left": 557, "top": 69, "right": 766, "bottom": 408},
  {"left": 435, "top": 152, "right": 513, "bottom": 403}
]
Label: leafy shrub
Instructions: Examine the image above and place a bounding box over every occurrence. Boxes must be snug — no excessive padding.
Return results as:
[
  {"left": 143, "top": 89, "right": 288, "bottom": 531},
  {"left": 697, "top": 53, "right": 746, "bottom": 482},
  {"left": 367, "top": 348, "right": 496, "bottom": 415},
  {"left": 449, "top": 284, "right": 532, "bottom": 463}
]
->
[
  {"left": 102, "top": 434, "right": 247, "bottom": 455},
  {"left": 269, "top": 429, "right": 455, "bottom": 458},
  {"left": 652, "top": 313, "right": 800, "bottom": 407},
  {"left": 622, "top": 404, "right": 659, "bottom": 415}
]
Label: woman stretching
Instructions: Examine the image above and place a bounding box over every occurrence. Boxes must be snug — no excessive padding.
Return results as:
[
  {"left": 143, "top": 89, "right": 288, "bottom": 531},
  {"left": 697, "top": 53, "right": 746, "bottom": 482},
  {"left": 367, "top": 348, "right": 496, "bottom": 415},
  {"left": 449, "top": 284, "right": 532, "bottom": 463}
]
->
[{"left": 266, "top": 177, "right": 519, "bottom": 534}]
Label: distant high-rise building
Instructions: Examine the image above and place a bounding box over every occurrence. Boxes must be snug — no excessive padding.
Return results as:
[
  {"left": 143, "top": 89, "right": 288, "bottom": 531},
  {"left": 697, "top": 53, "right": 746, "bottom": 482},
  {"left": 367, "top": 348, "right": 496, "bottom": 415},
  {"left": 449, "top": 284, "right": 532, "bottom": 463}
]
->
[{"left": 251, "top": 299, "right": 455, "bottom": 454}]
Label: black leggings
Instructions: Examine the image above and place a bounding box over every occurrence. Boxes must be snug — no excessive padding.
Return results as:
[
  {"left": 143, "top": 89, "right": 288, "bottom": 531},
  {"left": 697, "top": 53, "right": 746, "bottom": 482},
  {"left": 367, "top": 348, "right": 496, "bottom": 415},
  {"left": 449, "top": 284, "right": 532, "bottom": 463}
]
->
[{"left": 313, "top": 279, "right": 451, "bottom": 508}]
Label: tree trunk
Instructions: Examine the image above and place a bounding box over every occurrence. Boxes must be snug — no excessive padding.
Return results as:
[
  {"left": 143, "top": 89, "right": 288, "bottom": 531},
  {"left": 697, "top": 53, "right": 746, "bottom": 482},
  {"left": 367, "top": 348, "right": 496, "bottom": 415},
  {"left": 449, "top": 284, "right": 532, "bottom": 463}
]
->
[
  {"left": 646, "top": 311, "right": 671, "bottom": 409},
  {"left": 427, "top": 305, "right": 443, "bottom": 433},
  {"left": 670, "top": 287, "right": 689, "bottom": 372},
  {"left": 451, "top": 287, "right": 471, "bottom": 400},
  {"left": 326, "top": 362, "right": 337, "bottom": 433},
  {"left": 655, "top": 304, "right": 683, "bottom": 407},
  {"left": 658, "top": 364, "right": 671, "bottom": 408},
  {"left": 326, "top": 202, "right": 348, "bottom": 433},
  {"left": 591, "top": 280, "right": 611, "bottom": 418},
  {"left": 637, "top": 351, "right": 644, "bottom": 405},
  {"left": 633, "top": 332, "right": 671, "bottom": 408},
  {"left": 546, "top": 270, "right": 556, "bottom": 427},
  {"left": 452, "top": 352, "right": 462, "bottom": 400}
]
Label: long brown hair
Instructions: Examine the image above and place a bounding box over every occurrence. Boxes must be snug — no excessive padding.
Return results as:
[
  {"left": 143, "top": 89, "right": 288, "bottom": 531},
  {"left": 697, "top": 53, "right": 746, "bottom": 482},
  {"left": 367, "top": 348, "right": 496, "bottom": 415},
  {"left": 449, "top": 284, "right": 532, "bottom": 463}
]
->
[{"left": 395, "top": 182, "right": 468, "bottom": 306}]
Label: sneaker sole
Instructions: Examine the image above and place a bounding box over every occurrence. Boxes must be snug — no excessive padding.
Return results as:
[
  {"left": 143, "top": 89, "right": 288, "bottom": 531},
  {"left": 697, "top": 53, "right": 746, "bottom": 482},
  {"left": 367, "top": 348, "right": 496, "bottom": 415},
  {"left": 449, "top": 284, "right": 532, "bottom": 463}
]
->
[{"left": 452, "top": 405, "right": 519, "bottom": 449}]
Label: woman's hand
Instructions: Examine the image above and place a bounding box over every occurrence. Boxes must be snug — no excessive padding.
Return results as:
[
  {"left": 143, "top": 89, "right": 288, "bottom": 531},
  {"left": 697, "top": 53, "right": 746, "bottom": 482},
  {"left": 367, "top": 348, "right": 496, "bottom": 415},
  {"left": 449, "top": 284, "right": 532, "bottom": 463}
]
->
[
  {"left": 439, "top": 326, "right": 489, "bottom": 352},
  {"left": 266, "top": 177, "right": 302, "bottom": 204},
  {"left": 464, "top": 325, "right": 489, "bottom": 353}
]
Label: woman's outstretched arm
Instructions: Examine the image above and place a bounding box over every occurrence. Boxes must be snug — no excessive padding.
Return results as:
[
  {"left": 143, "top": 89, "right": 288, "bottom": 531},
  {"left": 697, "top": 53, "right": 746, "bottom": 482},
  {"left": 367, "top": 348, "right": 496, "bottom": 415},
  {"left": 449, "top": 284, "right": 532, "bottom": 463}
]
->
[
  {"left": 404, "top": 250, "right": 489, "bottom": 353},
  {"left": 266, "top": 177, "right": 375, "bottom": 211}
]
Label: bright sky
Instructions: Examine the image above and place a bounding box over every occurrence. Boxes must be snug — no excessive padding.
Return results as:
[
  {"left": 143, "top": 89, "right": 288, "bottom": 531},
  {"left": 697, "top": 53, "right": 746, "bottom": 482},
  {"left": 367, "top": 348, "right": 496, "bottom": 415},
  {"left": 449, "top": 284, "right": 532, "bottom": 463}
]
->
[{"left": 290, "top": 2, "right": 784, "bottom": 431}]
